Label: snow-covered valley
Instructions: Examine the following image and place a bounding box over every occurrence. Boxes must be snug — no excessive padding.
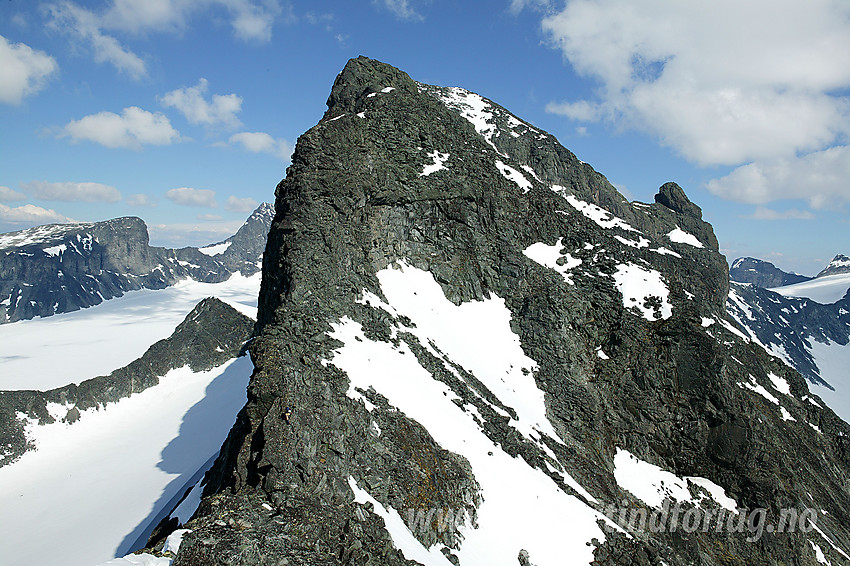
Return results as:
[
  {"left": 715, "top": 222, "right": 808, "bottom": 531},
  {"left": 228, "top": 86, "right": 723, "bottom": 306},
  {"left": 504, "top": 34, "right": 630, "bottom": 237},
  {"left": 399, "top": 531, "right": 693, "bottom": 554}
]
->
[{"left": 0, "top": 274, "right": 260, "bottom": 566}]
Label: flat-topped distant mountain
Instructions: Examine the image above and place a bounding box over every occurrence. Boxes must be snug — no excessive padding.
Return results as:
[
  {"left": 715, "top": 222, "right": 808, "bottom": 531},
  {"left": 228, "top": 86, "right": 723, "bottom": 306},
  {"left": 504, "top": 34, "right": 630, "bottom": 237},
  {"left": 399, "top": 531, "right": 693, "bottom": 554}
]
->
[{"left": 728, "top": 256, "right": 811, "bottom": 287}]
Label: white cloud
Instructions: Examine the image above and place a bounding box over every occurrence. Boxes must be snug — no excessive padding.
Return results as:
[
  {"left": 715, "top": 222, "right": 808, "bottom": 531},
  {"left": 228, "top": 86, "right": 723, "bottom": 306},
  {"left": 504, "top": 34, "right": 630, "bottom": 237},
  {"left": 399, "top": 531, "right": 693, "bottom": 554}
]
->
[
  {"left": 706, "top": 146, "right": 850, "bottom": 209},
  {"left": 0, "top": 186, "right": 27, "bottom": 202},
  {"left": 22, "top": 181, "right": 122, "bottom": 202},
  {"left": 373, "top": 0, "right": 423, "bottom": 21},
  {"left": 225, "top": 195, "right": 258, "bottom": 213},
  {"left": 160, "top": 78, "right": 242, "bottom": 128},
  {"left": 0, "top": 203, "right": 74, "bottom": 224},
  {"left": 127, "top": 193, "right": 156, "bottom": 207},
  {"left": 46, "top": 1, "right": 147, "bottom": 79},
  {"left": 63, "top": 106, "right": 181, "bottom": 149},
  {"left": 537, "top": 0, "right": 850, "bottom": 171},
  {"left": 165, "top": 187, "right": 218, "bottom": 208},
  {"left": 48, "top": 0, "right": 285, "bottom": 70},
  {"left": 746, "top": 207, "right": 815, "bottom": 221},
  {"left": 545, "top": 99, "right": 600, "bottom": 122},
  {"left": 148, "top": 220, "right": 243, "bottom": 247},
  {"left": 0, "top": 35, "right": 58, "bottom": 104},
  {"left": 197, "top": 213, "right": 223, "bottom": 221},
  {"left": 229, "top": 131, "right": 293, "bottom": 160}
]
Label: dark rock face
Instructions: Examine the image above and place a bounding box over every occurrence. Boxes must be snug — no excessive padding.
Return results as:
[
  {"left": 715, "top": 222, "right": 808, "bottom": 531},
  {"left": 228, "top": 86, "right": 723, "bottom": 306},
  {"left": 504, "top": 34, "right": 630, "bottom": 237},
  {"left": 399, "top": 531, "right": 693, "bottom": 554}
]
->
[
  {"left": 727, "top": 282, "right": 850, "bottom": 387},
  {"left": 0, "top": 297, "right": 254, "bottom": 468},
  {"left": 0, "top": 204, "right": 272, "bottom": 324},
  {"left": 730, "top": 257, "right": 813, "bottom": 288},
  {"left": 169, "top": 58, "right": 850, "bottom": 565},
  {"left": 817, "top": 254, "right": 850, "bottom": 278}
]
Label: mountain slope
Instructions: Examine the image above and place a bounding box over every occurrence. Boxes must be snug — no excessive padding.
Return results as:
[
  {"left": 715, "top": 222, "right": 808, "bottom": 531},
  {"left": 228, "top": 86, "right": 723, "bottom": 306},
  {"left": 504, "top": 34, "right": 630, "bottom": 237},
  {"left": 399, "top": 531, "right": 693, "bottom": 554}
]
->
[
  {"left": 729, "top": 256, "right": 812, "bottom": 287},
  {"left": 0, "top": 298, "right": 255, "bottom": 566},
  {"left": 0, "top": 204, "right": 272, "bottom": 324},
  {"left": 157, "top": 58, "right": 850, "bottom": 566}
]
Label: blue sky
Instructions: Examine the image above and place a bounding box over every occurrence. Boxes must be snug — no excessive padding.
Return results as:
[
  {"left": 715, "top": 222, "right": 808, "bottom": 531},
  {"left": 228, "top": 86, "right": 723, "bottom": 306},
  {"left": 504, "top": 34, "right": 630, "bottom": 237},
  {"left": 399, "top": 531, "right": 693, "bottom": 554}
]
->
[{"left": 1, "top": 0, "right": 848, "bottom": 275}]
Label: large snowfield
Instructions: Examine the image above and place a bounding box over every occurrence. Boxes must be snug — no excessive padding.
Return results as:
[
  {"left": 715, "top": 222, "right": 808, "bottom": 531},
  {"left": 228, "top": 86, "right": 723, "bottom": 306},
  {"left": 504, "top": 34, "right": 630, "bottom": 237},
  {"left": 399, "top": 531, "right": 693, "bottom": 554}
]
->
[
  {"left": 770, "top": 273, "right": 850, "bottom": 304},
  {"left": 0, "top": 274, "right": 260, "bottom": 566},
  {"left": 0, "top": 273, "right": 260, "bottom": 391}
]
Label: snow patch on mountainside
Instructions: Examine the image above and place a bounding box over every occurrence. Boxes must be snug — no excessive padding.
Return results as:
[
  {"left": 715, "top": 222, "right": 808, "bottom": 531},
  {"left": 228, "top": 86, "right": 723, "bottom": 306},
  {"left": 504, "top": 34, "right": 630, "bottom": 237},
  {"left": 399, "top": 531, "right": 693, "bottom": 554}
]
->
[
  {"left": 612, "top": 263, "right": 672, "bottom": 321},
  {"left": 557, "top": 191, "right": 638, "bottom": 232},
  {"left": 0, "top": 222, "right": 92, "bottom": 250},
  {"left": 326, "top": 262, "right": 607, "bottom": 565},
  {"left": 523, "top": 238, "right": 582, "bottom": 285},
  {"left": 198, "top": 241, "right": 232, "bottom": 256},
  {"left": 420, "top": 150, "right": 450, "bottom": 177},
  {"left": 614, "top": 449, "right": 737, "bottom": 512},
  {"left": 494, "top": 160, "right": 532, "bottom": 193},
  {"left": 666, "top": 227, "right": 704, "bottom": 248}
]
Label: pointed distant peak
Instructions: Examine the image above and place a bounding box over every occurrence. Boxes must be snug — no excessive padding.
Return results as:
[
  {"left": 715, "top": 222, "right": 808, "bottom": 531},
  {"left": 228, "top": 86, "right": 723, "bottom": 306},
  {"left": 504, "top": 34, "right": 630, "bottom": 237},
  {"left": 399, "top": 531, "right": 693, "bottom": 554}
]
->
[
  {"left": 250, "top": 202, "right": 274, "bottom": 219},
  {"left": 817, "top": 254, "right": 850, "bottom": 278},
  {"left": 325, "top": 56, "right": 416, "bottom": 112},
  {"left": 654, "top": 182, "right": 702, "bottom": 219}
]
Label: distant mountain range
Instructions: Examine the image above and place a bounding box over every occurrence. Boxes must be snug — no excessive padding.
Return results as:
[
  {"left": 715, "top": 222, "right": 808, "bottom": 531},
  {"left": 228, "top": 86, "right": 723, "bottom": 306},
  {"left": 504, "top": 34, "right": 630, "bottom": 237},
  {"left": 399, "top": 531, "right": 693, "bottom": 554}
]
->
[
  {"left": 727, "top": 254, "right": 850, "bottom": 421},
  {"left": 0, "top": 203, "right": 273, "bottom": 324}
]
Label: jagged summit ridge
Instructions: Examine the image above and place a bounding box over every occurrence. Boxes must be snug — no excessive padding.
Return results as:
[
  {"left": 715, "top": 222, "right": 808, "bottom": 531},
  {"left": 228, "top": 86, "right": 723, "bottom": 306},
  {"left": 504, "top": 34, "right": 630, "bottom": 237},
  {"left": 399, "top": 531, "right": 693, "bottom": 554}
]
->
[{"left": 168, "top": 58, "right": 850, "bottom": 566}]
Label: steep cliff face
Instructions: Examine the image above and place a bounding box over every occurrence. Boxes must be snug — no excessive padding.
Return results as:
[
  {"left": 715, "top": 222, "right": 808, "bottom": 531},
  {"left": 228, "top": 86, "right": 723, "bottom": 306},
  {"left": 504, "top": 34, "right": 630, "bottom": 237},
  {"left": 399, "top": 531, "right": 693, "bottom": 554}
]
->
[
  {"left": 0, "top": 204, "right": 272, "bottom": 323},
  {"left": 171, "top": 58, "right": 850, "bottom": 566}
]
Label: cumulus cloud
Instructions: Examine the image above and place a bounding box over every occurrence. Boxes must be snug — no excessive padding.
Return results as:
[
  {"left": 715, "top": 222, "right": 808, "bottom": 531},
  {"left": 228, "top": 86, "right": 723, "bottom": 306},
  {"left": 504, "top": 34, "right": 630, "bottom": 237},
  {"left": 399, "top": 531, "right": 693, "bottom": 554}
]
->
[
  {"left": 165, "top": 187, "right": 218, "bottom": 208},
  {"left": 148, "top": 220, "right": 244, "bottom": 247},
  {"left": 706, "top": 146, "right": 850, "bottom": 209},
  {"left": 545, "top": 99, "right": 601, "bottom": 122},
  {"left": 229, "top": 131, "right": 293, "bottom": 160},
  {"left": 0, "top": 203, "right": 74, "bottom": 224},
  {"left": 63, "top": 106, "right": 181, "bottom": 149},
  {"left": 225, "top": 195, "right": 258, "bottom": 213},
  {"left": 373, "top": 0, "right": 423, "bottom": 21},
  {"left": 0, "top": 186, "right": 27, "bottom": 202},
  {"left": 0, "top": 35, "right": 58, "bottom": 104},
  {"left": 22, "top": 181, "right": 122, "bottom": 202},
  {"left": 536, "top": 0, "right": 850, "bottom": 174},
  {"left": 127, "top": 193, "right": 156, "bottom": 207},
  {"left": 197, "top": 213, "right": 223, "bottom": 221},
  {"left": 160, "top": 78, "right": 242, "bottom": 128},
  {"left": 46, "top": 0, "right": 285, "bottom": 75},
  {"left": 46, "top": 1, "right": 147, "bottom": 79}
]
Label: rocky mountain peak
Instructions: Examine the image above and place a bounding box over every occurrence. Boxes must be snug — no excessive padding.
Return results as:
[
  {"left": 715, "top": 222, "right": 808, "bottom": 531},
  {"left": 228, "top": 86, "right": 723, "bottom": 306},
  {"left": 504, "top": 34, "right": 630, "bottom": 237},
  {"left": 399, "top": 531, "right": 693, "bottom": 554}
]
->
[
  {"left": 325, "top": 56, "right": 417, "bottom": 114},
  {"left": 655, "top": 181, "right": 702, "bottom": 219},
  {"left": 171, "top": 58, "right": 850, "bottom": 566},
  {"left": 817, "top": 253, "right": 850, "bottom": 278}
]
